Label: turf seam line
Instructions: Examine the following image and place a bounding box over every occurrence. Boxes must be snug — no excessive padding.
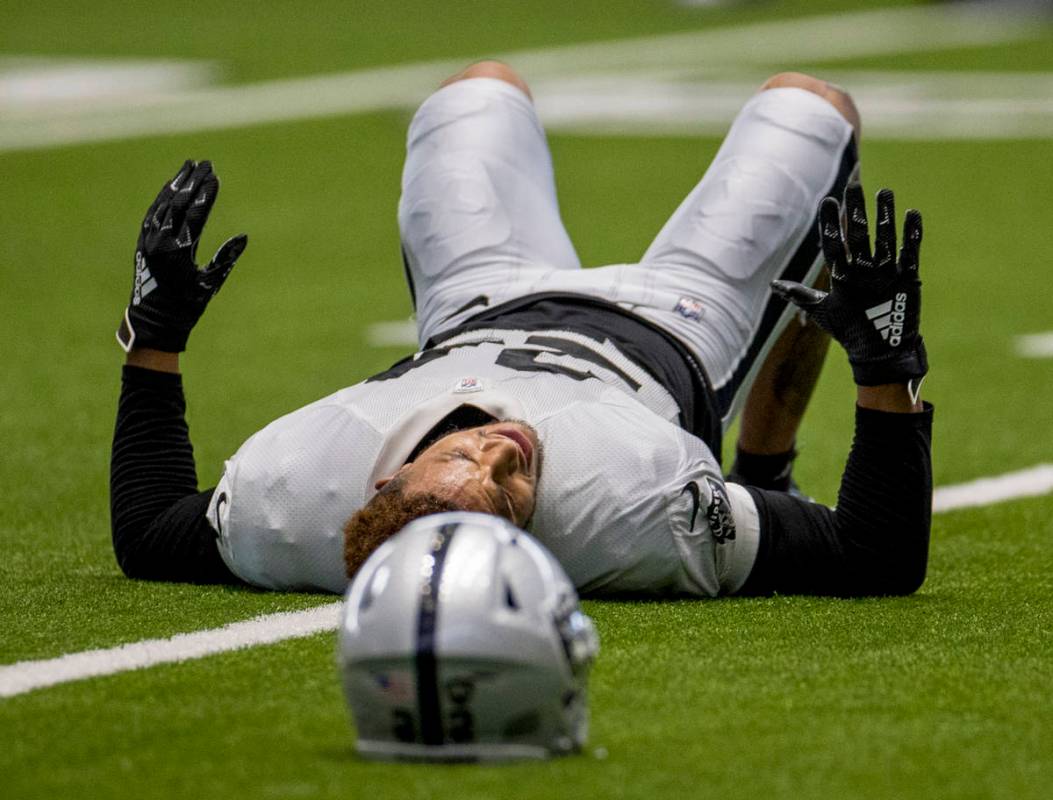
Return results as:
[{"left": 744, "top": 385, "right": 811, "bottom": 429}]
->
[{"left": 2, "top": 463, "right": 1051, "bottom": 700}]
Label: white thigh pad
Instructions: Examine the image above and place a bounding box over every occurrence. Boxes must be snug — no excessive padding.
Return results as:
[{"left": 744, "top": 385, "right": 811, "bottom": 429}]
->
[{"left": 398, "top": 78, "right": 580, "bottom": 344}]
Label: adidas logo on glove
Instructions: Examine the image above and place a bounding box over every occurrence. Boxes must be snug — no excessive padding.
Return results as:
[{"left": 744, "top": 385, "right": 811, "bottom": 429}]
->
[
  {"left": 131, "top": 251, "right": 157, "bottom": 306},
  {"left": 866, "top": 293, "right": 908, "bottom": 346}
]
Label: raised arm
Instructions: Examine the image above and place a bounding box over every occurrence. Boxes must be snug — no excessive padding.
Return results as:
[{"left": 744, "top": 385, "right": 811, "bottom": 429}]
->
[
  {"left": 110, "top": 160, "right": 247, "bottom": 583},
  {"left": 737, "top": 185, "right": 933, "bottom": 596}
]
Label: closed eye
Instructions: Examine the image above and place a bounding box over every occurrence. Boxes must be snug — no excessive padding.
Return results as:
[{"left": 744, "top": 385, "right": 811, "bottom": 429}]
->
[{"left": 451, "top": 448, "right": 513, "bottom": 518}]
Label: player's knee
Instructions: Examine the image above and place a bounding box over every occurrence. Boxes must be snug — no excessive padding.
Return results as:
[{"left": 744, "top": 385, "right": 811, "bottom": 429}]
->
[
  {"left": 760, "top": 72, "right": 861, "bottom": 140},
  {"left": 439, "top": 60, "right": 533, "bottom": 100}
]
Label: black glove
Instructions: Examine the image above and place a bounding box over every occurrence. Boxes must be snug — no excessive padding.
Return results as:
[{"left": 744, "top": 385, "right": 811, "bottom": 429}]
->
[
  {"left": 116, "top": 160, "right": 247, "bottom": 353},
  {"left": 771, "top": 184, "right": 927, "bottom": 389}
]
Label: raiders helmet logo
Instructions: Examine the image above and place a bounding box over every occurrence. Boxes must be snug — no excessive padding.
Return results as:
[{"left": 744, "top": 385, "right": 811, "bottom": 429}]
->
[{"left": 705, "top": 477, "right": 736, "bottom": 544}]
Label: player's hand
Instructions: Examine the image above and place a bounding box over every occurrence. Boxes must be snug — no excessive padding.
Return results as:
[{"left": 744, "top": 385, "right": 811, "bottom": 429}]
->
[
  {"left": 771, "top": 184, "right": 927, "bottom": 389},
  {"left": 116, "top": 159, "right": 248, "bottom": 353}
]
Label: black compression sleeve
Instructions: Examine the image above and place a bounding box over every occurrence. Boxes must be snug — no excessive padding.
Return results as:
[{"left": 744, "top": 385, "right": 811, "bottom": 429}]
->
[
  {"left": 110, "top": 366, "right": 239, "bottom": 584},
  {"left": 738, "top": 403, "right": 933, "bottom": 597}
]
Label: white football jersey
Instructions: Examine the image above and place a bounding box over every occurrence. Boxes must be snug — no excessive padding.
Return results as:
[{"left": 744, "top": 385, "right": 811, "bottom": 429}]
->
[{"left": 206, "top": 327, "right": 759, "bottom": 596}]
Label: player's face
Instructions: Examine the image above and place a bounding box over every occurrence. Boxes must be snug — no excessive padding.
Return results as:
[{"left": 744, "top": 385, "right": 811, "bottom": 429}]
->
[{"left": 381, "top": 421, "right": 541, "bottom": 526}]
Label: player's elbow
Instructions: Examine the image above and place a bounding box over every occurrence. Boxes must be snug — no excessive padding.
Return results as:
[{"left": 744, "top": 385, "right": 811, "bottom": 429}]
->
[
  {"left": 111, "top": 518, "right": 160, "bottom": 581},
  {"left": 844, "top": 522, "right": 931, "bottom": 597},
  {"left": 875, "top": 554, "right": 928, "bottom": 596},
  {"left": 112, "top": 532, "right": 149, "bottom": 580}
]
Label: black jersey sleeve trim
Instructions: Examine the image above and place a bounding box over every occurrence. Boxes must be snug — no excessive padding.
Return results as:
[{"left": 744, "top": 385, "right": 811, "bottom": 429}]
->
[
  {"left": 110, "top": 366, "right": 240, "bottom": 584},
  {"left": 737, "top": 402, "right": 933, "bottom": 597}
]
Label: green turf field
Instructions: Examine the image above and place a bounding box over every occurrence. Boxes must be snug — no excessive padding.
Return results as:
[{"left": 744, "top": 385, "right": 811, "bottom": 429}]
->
[{"left": 2, "top": 1, "right": 1052, "bottom": 798}]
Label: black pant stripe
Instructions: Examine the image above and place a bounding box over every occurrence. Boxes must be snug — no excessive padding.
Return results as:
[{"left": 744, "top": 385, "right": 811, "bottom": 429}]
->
[{"left": 414, "top": 523, "right": 458, "bottom": 746}]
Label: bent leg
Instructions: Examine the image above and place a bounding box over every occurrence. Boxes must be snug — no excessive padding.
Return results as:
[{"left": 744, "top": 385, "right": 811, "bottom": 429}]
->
[
  {"left": 636, "top": 72, "right": 860, "bottom": 431},
  {"left": 741, "top": 273, "right": 833, "bottom": 451},
  {"left": 760, "top": 72, "right": 860, "bottom": 142},
  {"left": 732, "top": 75, "right": 860, "bottom": 485},
  {"left": 399, "top": 61, "right": 580, "bottom": 346},
  {"left": 728, "top": 279, "right": 831, "bottom": 488},
  {"left": 440, "top": 60, "right": 533, "bottom": 99}
]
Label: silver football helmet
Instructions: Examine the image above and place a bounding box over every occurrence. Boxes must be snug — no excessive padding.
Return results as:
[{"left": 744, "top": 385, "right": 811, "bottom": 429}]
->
[{"left": 337, "top": 512, "right": 599, "bottom": 761}]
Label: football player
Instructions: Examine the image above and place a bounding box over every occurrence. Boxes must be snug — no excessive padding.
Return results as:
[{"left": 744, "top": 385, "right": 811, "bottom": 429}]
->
[{"left": 111, "top": 63, "right": 932, "bottom": 597}]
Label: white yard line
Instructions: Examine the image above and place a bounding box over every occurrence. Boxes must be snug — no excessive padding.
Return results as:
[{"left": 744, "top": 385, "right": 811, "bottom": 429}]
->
[
  {"left": 503, "top": 5, "right": 1035, "bottom": 76},
  {"left": 0, "top": 603, "right": 341, "bottom": 700},
  {"left": 0, "top": 57, "right": 214, "bottom": 110},
  {"left": 0, "top": 3, "right": 1048, "bottom": 703},
  {"left": 932, "top": 463, "right": 1053, "bottom": 513},
  {"left": 371, "top": 319, "right": 1053, "bottom": 354},
  {"left": 0, "top": 5, "right": 1045, "bottom": 152},
  {"left": 1015, "top": 332, "right": 1053, "bottom": 358},
  {"left": 534, "top": 72, "right": 1053, "bottom": 140},
  {"left": 1, "top": 462, "right": 1051, "bottom": 700},
  {"left": 365, "top": 319, "right": 419, "bottom": 348}
]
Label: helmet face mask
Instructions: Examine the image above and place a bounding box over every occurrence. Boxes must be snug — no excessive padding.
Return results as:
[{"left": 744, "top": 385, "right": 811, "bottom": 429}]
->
[{"left": 338, "top": 512, "right": 599, "bottom": 762}]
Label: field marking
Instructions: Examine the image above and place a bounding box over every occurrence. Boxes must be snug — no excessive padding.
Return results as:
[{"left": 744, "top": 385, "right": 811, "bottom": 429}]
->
[
  {"left": 932, "top": 463, "right": 1053, "bottom": 513},
  {"left": 0, "top": 5, "right": 1047, "bottom": 152},
  {"left": 0, "top": 603, "right": 341, "bottom": 700},
  {"left": 372, "top": 317, "right": 1053, "bottom": 357},
  {"left": 534, "top": 71, "right": 1053, "bottom": 140},
  {"left": 0, "top": 56, "right": 214, "bottom": 110},
  {"left": 365, "top": 319, "right": 419, "bottom": 348},
  {"left": 1, "top": 462, "right": 1051, "bottom": 700},
  {"left": 371, "top": 318, "right": 1053, "bottom": 354},
  {"left": 1015, "top": 332, "right": 1053, "bottom": 358}
]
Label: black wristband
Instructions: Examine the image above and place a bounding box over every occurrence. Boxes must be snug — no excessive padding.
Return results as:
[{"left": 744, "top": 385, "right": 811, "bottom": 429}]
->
[
  {"left": 850, "top": 336, "right": 928, "bottom": 386},
  {"left": 122, "top": 364, "right": 184, "bottom": 389}
]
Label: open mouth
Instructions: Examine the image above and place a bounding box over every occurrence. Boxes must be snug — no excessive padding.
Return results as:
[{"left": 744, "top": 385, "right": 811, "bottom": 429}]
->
[{"left": 494, "top": 427, "right": 533, "bottom": 468}]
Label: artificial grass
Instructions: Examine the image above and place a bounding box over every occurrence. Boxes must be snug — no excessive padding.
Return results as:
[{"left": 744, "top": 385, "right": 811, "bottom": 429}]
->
[
  {"left": 3, "top": 2, "right": 1052, "bottom": 797},
  {"left": 3, "top": 496, "right": 1050, "bottom": 799}
]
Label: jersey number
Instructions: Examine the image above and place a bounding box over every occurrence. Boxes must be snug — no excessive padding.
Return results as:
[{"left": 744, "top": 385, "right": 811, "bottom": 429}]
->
[{"left": 367, "top": 335, "right": 640, "bottom": 391}]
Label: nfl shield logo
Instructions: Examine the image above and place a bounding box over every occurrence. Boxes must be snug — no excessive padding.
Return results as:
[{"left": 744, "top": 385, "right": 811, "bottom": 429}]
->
[
  {"left": 674, "top": 297, "right": 704, "bottom": 321},
  {"left": 453, "top": 376, "right": 483, "bottom": 393}
]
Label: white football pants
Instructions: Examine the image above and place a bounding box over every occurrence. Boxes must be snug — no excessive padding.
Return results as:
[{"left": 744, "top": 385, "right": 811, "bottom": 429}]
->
[{"left": 398, "top": 77, "right": 856, "bottom": 427}]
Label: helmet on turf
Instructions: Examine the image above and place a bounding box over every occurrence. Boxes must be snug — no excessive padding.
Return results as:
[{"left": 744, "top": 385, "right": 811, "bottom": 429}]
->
[{"left": 337, "top": 512, "right": 599, "bottom": 761}]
